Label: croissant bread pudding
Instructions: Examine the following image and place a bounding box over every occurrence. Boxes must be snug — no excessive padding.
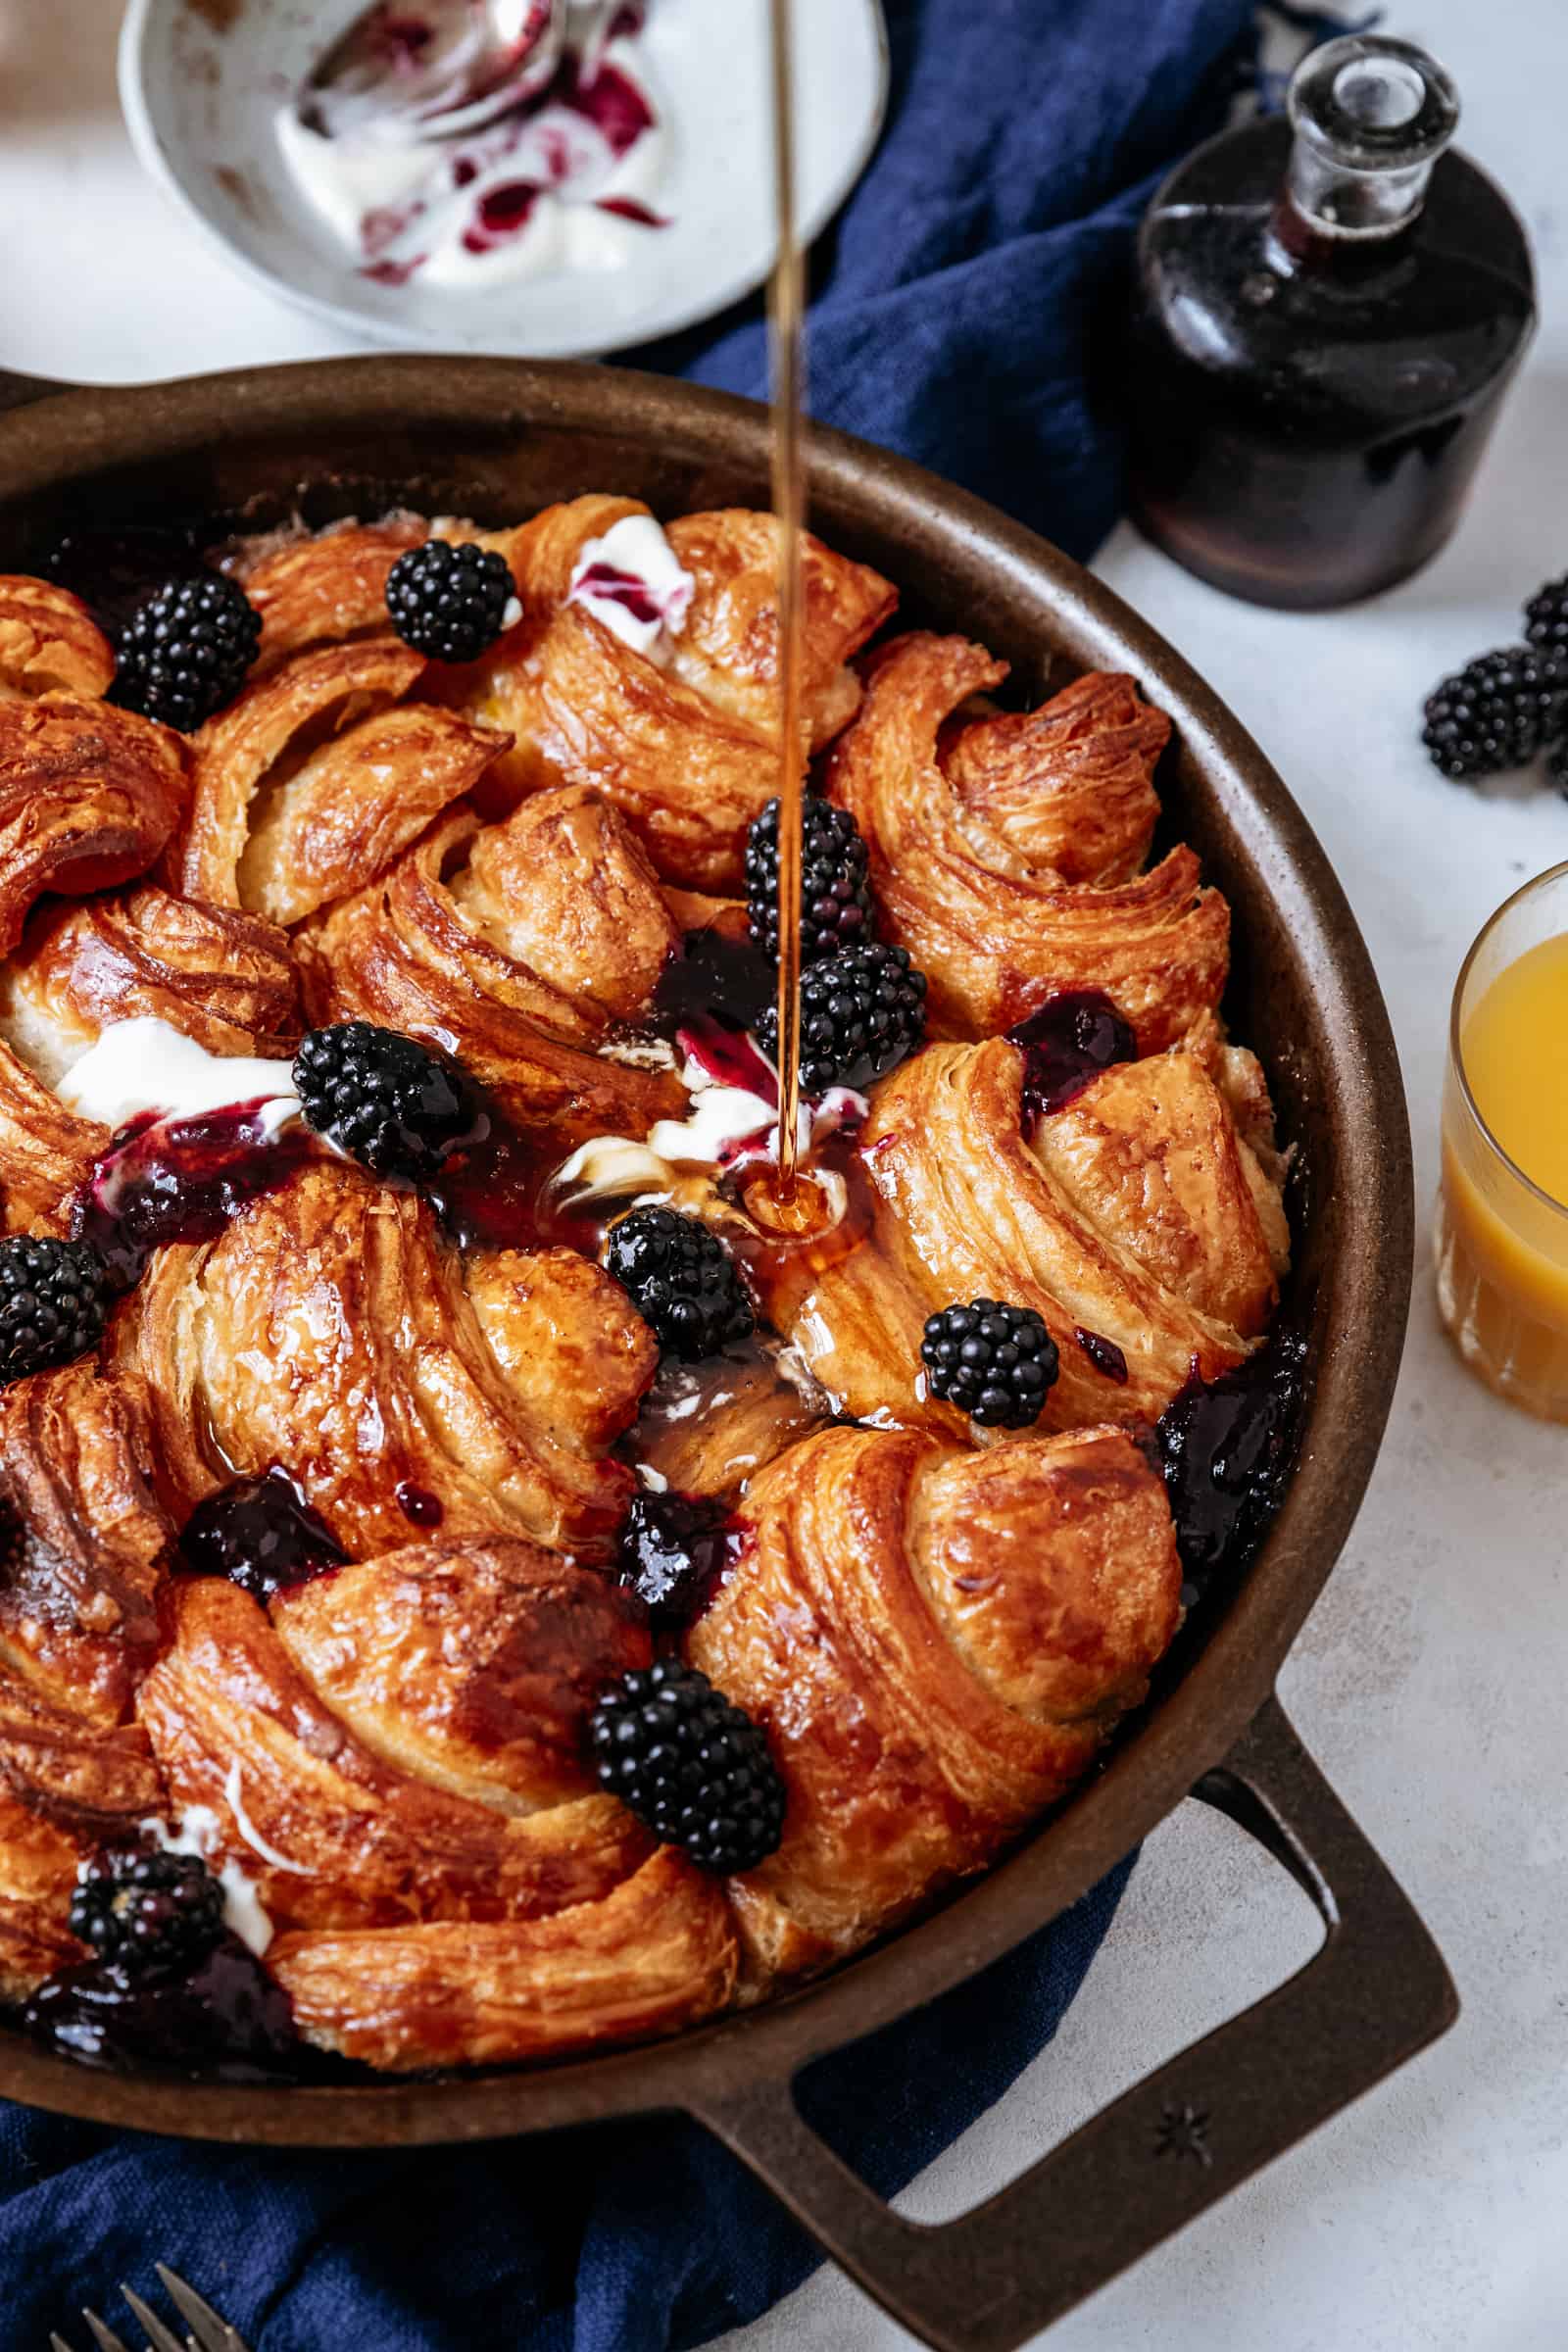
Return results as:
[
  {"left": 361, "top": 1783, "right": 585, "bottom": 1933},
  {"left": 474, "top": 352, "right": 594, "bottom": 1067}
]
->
[{"left": 0, "top": 504, "right": 1305, "bottom": 2078}]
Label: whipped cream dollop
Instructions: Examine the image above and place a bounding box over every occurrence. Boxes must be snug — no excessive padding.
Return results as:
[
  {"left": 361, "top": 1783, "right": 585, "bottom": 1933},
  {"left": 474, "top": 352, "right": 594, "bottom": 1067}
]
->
[
  {"left": 278, "top": 0, "right": 668, "bottom": 292},
  {"left": 566, "top": 513, "right": 694, "bottom": 658},
  {"left": 57, "top": 1018, "right": 301, "bottom": 1136}
]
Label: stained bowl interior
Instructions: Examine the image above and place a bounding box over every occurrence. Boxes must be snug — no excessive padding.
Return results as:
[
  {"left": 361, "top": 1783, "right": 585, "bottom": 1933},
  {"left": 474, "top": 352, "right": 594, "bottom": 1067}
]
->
[{"left": 0, "top": 358, "right": 1413, "bottom": 2143}]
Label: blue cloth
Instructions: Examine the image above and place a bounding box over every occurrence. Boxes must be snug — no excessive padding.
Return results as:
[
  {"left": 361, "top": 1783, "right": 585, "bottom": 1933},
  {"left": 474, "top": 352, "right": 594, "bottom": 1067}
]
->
[{"left": 6, "top": 2, "right": 1262, "bottom": 2344}]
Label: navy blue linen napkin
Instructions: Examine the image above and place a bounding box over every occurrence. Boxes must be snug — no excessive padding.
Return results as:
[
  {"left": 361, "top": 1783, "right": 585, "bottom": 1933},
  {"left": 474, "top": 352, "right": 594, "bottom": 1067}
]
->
[{"left": 4, "top": 2, "right": 1261, "bottom": 2343}]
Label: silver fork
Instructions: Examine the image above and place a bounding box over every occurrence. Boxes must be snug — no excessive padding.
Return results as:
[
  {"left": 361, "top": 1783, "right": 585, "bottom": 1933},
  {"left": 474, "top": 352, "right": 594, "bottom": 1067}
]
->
[{"left": 50, "top": 2264, "right": 250, "bottom": 2352}]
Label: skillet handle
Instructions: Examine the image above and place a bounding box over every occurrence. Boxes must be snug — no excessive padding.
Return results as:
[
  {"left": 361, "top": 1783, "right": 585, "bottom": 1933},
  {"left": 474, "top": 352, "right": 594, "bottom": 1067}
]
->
[
  {"left": 689, "top": 1693, "right": 1456, "bottom": 2352},
  {"left": 0, "top": 370, "right": 69, "bottom": 416}
]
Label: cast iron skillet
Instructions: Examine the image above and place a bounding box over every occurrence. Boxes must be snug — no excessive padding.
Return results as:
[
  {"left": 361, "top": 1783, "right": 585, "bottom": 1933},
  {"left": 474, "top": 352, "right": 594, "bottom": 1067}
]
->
[{"left": 0, "top": 359, "right": 1453, "bottom": 2352}]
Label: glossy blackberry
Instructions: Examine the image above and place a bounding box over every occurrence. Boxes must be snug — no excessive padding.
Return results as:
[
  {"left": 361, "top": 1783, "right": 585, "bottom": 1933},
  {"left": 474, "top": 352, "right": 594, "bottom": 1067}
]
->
[
  {"left": 921, "top": 1298, "right": 1059, "bottom": 1428},
  {"left": 588, "top": 1658, "right": 786, "bottom": 1874},
  {"left": 0, "top": 1235, "right": 108, "bottom": 1385},
  {"left": 293, "top": 1022, "right": 478, "bottom": 1182},
  {"left": 1421, "top": 646, "right": 1568, "bottom": 780},
  {"left": 746, "top": 796, "right": 874, "bottom": 963},
  {"left": 180, "top": 1468, "right": 348, "bottom": 1603},
  {"left": 604, "top": 1205, "right": 754, "bottom": 1361},
  {"left": 114, "top": 572, "right": 261, "bottom": 732},
  {"left": 70, "top": 1846, "right": 225, "bottom": 1975},
  {"left": 756, "top": 941, "right": 927, "bottom": 1096},
  {"left": 385, "top": 538, "right": 516, "bottom": 662},
  {"left": 1525, "top": 573, "right": 1568, "bottom": 660}
]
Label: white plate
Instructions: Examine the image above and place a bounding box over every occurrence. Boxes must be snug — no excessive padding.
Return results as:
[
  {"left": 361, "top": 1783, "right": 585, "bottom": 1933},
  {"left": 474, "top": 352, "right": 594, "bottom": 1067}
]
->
[{"left": 118, "top": 0, "right": 888, "bottom": 360}]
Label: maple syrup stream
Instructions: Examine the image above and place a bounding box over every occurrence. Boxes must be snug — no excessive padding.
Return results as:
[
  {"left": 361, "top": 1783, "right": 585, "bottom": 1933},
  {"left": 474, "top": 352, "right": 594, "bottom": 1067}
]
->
[{"left": 767, "top": 0, "right": 807, "bottom": 1197}]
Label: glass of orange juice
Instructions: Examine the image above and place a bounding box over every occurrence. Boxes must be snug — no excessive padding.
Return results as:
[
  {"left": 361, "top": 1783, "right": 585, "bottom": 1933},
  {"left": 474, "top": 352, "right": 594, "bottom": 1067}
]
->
[{"left": 1437, "top": 860, "right": 1568, "bottom": 1418}]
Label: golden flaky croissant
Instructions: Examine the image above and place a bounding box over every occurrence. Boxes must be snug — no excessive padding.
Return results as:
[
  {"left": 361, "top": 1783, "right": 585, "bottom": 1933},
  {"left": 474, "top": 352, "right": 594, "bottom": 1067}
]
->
[
  {"left": 692, "top": 1422, "right": 1182, "bottom": 1981},
  {"left": 450, "top": 497, "right": 895, "bottom": 888},
  {"left": 828, "top": 632, "right": 1228, "bottom": 1046},
  {"left": 0, "top": 495, "right": 1295, "bottom": 2083},
  {"left": 744, "top": 1030, "right": 1287, "bottom": 1435}
]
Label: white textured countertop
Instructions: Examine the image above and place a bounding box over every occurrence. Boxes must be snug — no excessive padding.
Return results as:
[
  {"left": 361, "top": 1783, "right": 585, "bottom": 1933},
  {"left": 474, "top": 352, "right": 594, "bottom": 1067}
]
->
[{"left": 3, "top": 2, "right": 1566, "bottom": 2345}]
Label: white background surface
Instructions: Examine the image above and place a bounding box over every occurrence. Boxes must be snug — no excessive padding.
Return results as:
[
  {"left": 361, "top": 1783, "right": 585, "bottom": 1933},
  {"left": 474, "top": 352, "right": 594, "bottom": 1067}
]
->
[{"left": 2, "top": 3, "right": 1567, "bottom": 2348}]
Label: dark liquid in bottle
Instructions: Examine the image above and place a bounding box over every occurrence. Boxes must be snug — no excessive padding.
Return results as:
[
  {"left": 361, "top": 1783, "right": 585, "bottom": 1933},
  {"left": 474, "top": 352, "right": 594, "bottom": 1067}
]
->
[{"left": 1126, "top": 119, "right": 1535, "bottom": 610}]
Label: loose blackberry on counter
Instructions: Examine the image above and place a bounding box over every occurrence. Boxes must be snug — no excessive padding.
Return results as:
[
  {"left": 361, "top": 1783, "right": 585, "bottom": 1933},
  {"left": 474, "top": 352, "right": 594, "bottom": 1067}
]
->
[
  {"left": 0, "top": 1235, "right": 109, "bottom": 1385},
  {"left": 113, "top": 572, "right": 261, "bottom": 732},
  {"left": 588, "top": 1658, "right": 786, "bottom": 1875},
  {"left": 756, "top": 940, "right": 927, "bottom": 1096},
  {"left": 385, "top": 538, "right": 517, "bottom": 662},
  {"left": 746, "top": 795, "right": 874, "bottom": 963},
  {"left": 70, "top": 1846, "right": 226, "bottom": 1975},
  {"left": 604, "top": 1205, "right": 754, "bottom": 1361},
  {"left": 1525, "top": 572, "right": 1568, "bottom": 661},
  {"left": 921, "top": 1298, "right": 1059, "bottom": 1429},
  {"left": 1421, "top": 646, "right": 1568, "bottom": 780},
  {"left": 293, "top": 1022, "right": 479, "bottom": 1183}
]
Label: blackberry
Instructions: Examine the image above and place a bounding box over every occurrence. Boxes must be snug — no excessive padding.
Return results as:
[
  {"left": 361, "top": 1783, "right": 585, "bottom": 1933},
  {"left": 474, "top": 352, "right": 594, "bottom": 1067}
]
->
[
  {"left": 921, "top": 1298, "right": 1059, "bottom": 1429},
  {"left": 293, "top": 1022, "right": 478, "bottom": 1183},
  {"left": 0, "top": 1235, "right": 109, "bottom": 1385},
  {"left": 1525, "top": 572, "right": 1568, "bottom": 661},
  {"left": 756, "top": 941, "right": 926, "bottom": 1097},
  {"left": 604, "top": 1205, "right": 753, "bottom": 1360},
  {"left": 588, "top": 1658, "right": 786, "bottom": 1874},
  {"left": 1421, "top": 646, "right": 1568, "bottom": 781},
  {"left": 70, "top": 1845, "right": 226, "bottom": 1975},
  {"left": 385, "top": 538, "right": 516, "bottom": 662},
  {"left": 114, "top": 572, "right": 261, "bottom": 732},
  {"left": 616, "top": 1489, "right": 731, "bottom": 1625},
  {"left": 180, "top": 1468, "right": 348, "bottom": 1603},
  {"left": 746, "top": 796, "right": 874, "bottom": 964}
]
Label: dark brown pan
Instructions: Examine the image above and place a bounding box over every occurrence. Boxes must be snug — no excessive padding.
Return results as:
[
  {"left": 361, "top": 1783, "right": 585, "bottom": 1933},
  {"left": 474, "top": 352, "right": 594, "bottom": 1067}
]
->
[{"left": 0, "top": 359, "right": 1453, "bottom": 2352}]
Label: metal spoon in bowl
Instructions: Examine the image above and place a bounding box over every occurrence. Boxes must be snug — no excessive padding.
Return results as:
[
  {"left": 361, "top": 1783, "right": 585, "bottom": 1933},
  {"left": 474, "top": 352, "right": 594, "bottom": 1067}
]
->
[{"left": 301, "top": 0, "right": 566, "bottom": 144}]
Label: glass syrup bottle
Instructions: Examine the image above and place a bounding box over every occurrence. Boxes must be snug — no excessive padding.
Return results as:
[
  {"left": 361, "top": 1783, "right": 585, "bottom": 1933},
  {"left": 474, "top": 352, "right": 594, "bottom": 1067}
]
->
[{"left": 1125, "top": 35, "right": 1536, "bottom": 610}]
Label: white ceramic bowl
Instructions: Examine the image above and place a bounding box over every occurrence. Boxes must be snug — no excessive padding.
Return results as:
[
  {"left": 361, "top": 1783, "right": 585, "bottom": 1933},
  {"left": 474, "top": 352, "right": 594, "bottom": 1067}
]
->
[{"left": 119, "top": 0, "right": 888, "bottom": 359}]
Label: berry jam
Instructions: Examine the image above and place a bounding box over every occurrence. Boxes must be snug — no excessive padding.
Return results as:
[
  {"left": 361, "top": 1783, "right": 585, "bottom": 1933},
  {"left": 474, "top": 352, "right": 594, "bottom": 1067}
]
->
[
  {"left": 180, "top": 1468, "right": 348, "bottom": 1603},
  {"left": 396, "top": 1481, "right": 445, "bottom": 1528},
  {"left": 616, "top": 1490, "right": 735, "bottom": 1626},
  {"left": 651, "top": 931, "right": 775, "bottom": 1040},
  {"left": 1008, "top": 991, "right": 1137, "bottom": 1121},
  {"left": 1154, "top": 1330, "right": 1309, "bottom": 1592},
  {"left": 1075, "top": 1327, "right": 1129, "bottom": 1384},
  {"left": 73, "top": 1102, "right": 315, "bottom": 1292},
  {"left": 559, "top": 57, "right": 653, "bottom": 154},
  {"left": 22, "top": 1932, "right": 302, "bottom": 2080},
  {"left": 569, "top": 562, "right": 663, "bottom": 625}
]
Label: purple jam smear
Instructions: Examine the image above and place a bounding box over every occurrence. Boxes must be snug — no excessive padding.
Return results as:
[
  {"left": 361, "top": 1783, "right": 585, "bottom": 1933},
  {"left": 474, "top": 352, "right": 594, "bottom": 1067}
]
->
[
  {"left": 616, "top": 1490, "right": 736, "bottom": 1627},
  {"left": 1155, "top": 1331, "right": 1309, "bottom": 1594},
  {"left": 1075, "top": 1327, "right": 1129, "bottom": 1384},
  {"left": 651, "top": 930, "right": 775, "bottom": 1040},
  {"left": 559, "top": 56, "right": 654, "bottom": 155},
  {"left": 180, "top": 1468, "right": 348, "bottom": 1604},
  {"left": 596, "top": 194, "right": 666, "bottom": 227},
  {"left": 21, "top": 1932, "right": 303, "bottom": 2081},
  {"left": 73, "top": 1100, "right": 314, "bottom": 1293},
  {"left": 462, "top": 177, "right": 540, "bottom": 251},
  {"left": 570, "top": 560, "right": 664, "bottom": 626},
  {"left": 1008, "top": 990, "right": 1137, "bottom": 1121},
  {"left": 678, "top": 1017, "right": 778, "bottom": 1103},
  {"left": 396, "top": 1481, "right": 445, "bottom": 1529}
]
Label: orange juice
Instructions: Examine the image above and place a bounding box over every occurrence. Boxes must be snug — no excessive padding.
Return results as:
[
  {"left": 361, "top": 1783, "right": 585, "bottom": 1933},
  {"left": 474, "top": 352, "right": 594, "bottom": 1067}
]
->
[{"left": 1436, "top": 874, "right": 1568, "bottom": 1418}]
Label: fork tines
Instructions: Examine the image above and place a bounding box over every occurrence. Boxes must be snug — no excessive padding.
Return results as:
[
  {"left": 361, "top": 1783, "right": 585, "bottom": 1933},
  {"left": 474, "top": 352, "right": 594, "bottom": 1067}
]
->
[{"left": 56, "top": 2267, "right": 249, "bottom": 2352}]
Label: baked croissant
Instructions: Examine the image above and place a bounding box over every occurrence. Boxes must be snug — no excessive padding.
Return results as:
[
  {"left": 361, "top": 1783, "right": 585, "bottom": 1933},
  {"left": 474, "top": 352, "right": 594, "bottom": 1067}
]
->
[
  {"left": 0, "top": 577, "right": 115, "bottom": 703},
  {"left": 0, "top": 695, "right": 186, "bottom": 957},
  {"left": 140, "top": 1560, "right": 736, "bottom": 2070},
  {"left": 745, "top": 1031, "right": 1287, "bottom": 1433},
  {"left": 303, "top": 795, "right": 686, "bottom": 1150},
  {"left": 165, "top": 637, "right": 511, "bottom": 925},
  {"left": 828, "top": 632, "right": 1229, "bottom": 1046},
  {"left": 451, "top": 498, "right": 895, "bottom": 888},
  {"left": 690, "top": 1421, "right": 1182, "bottom": 1981},
  {"left": 113, "top": 1160, "right": 655, "bottom": 1560}
]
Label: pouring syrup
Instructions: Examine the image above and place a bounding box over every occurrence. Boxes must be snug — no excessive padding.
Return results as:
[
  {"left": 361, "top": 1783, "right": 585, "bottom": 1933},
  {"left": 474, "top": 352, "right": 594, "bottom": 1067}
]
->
[{"left": 762, "top": 0, "right": 807, "bottom": 1203}]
